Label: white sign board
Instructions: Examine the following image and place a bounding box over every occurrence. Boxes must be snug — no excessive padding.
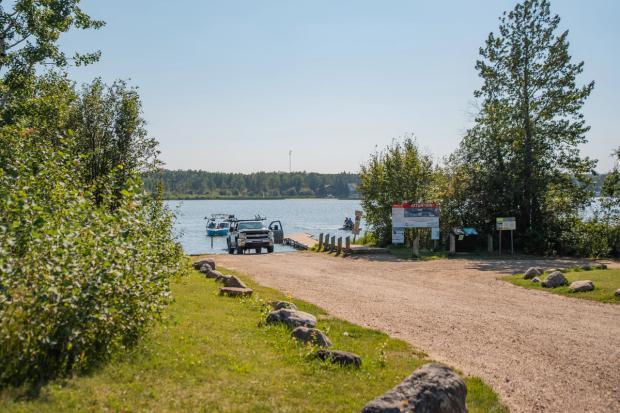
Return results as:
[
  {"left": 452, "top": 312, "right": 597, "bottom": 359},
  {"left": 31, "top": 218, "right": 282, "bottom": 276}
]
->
[
  {"left": 496, "top": 217, "right": 516, "bottom": 231},
  {"left": 431, "top": 227, "right": 440, "bottom": 240},
  {"left": 392, "top": 203, "right": 440, "bottom": 229},
  {"left": 392, "top": 228, "right": 405, "bottom": 244}
]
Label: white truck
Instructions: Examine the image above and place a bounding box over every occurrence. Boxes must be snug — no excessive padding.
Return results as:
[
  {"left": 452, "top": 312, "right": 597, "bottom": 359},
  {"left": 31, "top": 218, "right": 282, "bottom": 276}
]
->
[{"left": 226, "top": 219, "right": 276, "bottom": 254}]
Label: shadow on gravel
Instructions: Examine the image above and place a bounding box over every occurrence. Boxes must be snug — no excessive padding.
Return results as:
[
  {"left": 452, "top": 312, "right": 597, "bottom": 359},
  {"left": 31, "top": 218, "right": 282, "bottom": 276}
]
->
[{"left": 346, "top": 252, "right": 591, "bottom": 274}]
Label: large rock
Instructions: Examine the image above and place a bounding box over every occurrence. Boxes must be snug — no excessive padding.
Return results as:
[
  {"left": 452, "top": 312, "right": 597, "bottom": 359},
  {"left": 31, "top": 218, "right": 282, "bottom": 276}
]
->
[
  {"left": 291, "top": 327, "right": 332, "bottom": 347},
  {"left": 569, "top": 280, "right": 594, "bottom": 293},
  {"left": 615, "top": 289, "right": 620, "bottom": 297},
  {"left": 223, "top": 275, "right": 247, "bottom": 289},
  {"left": 523, "top": 267, "right": 542, "bottom": 279},
  {"left": 580, "top": 264, "right": 592, "bottom": 271},
  {"left": 219, "top": 287, "right": 253, "bottom": 297},
  {"left": 266, "top": 308, "right": 316, "bottom": 328},
  {"left": 361, "top": 364, "right": 467, "bottom": 413},
  {"left": 213, "top": 272, "right": 228, "bottom": 283},
  {"left": 542, "top": 271, "right": 568, "bottom": 288},
  {"left": 193, "top": 258, "right": 215, "bottom": 271},
  {"left": 271, "top": 300, "right": 297, "bottom": 310},
  {"left": 594, "top": 263, "right": 607, "bottom": 270},
  {"left": 532, "top": 277, "right": 541, "bottom": 284},
  {"left": 316, "top": 349, "right": 361, "bottom": 368},
  {"left": 199, "top": 265, "right": 217, "bottom": 278}
]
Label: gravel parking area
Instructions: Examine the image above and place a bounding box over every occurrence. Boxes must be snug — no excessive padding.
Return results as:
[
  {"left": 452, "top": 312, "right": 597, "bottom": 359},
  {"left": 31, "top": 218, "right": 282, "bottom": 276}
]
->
[{"left": 217, "top": 252, "right": 620, "bottom": 413}]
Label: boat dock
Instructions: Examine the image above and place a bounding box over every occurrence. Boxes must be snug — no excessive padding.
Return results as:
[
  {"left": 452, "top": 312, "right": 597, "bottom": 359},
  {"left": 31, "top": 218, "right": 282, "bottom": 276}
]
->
[
  {"left": 283, "top": 233, "right": 317, "bottom": 250},
  {"left": 283, "top": 232, "right": 389, "bottom": 255}
]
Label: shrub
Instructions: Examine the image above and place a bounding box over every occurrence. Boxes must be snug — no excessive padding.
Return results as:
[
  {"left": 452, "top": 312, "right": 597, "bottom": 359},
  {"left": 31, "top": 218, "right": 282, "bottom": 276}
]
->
[{"left": 0, "top": 128, "right": 187, "bottom": 388}]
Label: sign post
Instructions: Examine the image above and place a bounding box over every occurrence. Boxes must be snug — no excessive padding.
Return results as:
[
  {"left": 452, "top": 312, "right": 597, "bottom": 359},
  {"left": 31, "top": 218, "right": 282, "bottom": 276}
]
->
[
  {"left": 392, "top": 203, "right": 440, "bottom": 254},
  {"left": 496, "top": 217, "right": 516, "bottom": 256}
]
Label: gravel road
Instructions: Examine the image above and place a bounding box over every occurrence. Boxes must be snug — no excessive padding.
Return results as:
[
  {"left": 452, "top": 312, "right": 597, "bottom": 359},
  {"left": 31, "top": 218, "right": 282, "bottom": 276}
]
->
[{"left": 216, "top": 252, "right": 620, "bottom": 413}]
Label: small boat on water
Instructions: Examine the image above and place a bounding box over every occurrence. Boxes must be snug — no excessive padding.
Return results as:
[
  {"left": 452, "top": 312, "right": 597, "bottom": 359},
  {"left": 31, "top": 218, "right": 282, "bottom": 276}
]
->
[{"left": 205, "top": 214, "right": 231, "bottom": 237}]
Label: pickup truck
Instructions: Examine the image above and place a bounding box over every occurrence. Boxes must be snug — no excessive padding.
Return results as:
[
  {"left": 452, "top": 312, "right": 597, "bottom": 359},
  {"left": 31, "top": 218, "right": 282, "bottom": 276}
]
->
[{"left": 227, "top": 220, "right": 275, "bottom": 254}]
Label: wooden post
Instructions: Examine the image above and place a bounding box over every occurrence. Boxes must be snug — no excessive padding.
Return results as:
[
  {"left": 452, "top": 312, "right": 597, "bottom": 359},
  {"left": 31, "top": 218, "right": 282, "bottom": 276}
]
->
[
  {"left": 324, "top": 233, "right": 329, "bottom": 251},
  {"left": 345, "top": 236, "right": 351, "bottom": 251},
  {"left": 331, "top": 236, "right": 336, "bottom": 252},
  {"left": 487, "top": 234, "right": 493, "bottom": 253},
  {"left": 337, "top": 237, "right": 342, "bottom": 255},
  {"left": 412, "top": 234, "right": 420, "bottom": 258},
  {"left": 318, "top": 233, "right": 323, "bottom": 250},
  {"left": 449, "top": 233, "right": 456, "bottom": 254}
]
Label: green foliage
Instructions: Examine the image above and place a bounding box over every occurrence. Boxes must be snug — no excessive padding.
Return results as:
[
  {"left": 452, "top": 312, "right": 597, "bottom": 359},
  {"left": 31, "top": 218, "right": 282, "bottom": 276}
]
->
[
  {"left": 70, "top": 78, "right": 160, "bottom": 203},
  {"left": 358, "top": 136, "right": 434, "bottom": 245},
  {"left": 142, "top": 170, "right": 359, "bottom": 199},
  {"left": 0, "top": 0, "right": 104, "bottom": 74},
  {"left": 0, "top": 128, "right": 187, "bottom": 388},
  {"left": 447, "top": 0, "right": 596, "bottom": 252},
  {"left": 601, "top": 147, "right": 620, "bottom": 198}
]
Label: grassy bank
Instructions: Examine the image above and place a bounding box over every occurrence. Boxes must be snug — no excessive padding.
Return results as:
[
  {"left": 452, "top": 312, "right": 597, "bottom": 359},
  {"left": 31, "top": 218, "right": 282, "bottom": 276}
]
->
[
  {"left": 1, "top": 268, "right": 507, "bottom": 413},
  {"left": 502, "top": 268, "right": 620, "bottom": 304}
]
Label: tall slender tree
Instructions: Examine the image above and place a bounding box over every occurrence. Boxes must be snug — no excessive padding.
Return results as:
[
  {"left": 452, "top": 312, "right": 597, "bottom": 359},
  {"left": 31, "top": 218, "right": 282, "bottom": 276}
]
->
[{"left": 458, "top": 0, "right": 595, "bottom": 251}]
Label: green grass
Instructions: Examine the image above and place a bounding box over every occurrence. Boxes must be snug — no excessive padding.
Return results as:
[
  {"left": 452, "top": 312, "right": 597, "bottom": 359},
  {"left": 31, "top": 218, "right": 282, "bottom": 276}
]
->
[
  {"left": 1, "top": 267, "right": 508, "bottom": 413},
  {"left": 387, "top": 245, "right": 448, "bottom": 261},
  {"left": 502, "top": 268, "right": 620, "bottom": 304}
]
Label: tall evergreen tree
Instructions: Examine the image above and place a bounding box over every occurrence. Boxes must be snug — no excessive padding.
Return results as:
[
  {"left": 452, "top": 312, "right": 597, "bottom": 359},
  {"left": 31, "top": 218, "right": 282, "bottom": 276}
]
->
[{"left": 457, "top": 0, "right": 595, "bottom": 251}]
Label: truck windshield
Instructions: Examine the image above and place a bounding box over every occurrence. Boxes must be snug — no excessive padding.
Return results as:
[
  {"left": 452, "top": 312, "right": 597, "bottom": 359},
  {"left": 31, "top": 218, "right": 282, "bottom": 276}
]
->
[{"left": 238, "top": 222, "right": 264, "bottom": 230}]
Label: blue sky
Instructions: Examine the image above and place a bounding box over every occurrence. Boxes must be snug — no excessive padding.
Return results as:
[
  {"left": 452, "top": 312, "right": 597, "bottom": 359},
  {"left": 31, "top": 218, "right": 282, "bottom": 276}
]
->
[{"left": 61, "top": 0, "right": 619, "bottom": 173}]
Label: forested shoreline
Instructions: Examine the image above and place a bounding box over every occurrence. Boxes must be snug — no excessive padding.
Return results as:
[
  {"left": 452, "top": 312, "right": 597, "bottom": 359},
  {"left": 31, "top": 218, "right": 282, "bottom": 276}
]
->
[{"left": 142, "top": 170, "right": 360, "bottom": 199}]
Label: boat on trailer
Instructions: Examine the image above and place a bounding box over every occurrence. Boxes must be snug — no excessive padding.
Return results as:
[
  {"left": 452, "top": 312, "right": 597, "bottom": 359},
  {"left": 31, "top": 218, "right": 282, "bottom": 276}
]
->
[{"left": 205, "top": 213, "right": 231, "bottom": 236}]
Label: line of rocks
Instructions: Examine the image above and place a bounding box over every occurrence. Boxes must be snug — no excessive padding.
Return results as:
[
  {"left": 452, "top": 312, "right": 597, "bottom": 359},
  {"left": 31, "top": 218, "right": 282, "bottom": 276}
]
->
[
  {"left": 264, "top": 301, "right": 362, "bottom": 368},
  {"left": 521, "top": 264, "right": 610, "bottom": 293},
  {"left": 193, "top": 258, "right": 254, "bottom": 297}
]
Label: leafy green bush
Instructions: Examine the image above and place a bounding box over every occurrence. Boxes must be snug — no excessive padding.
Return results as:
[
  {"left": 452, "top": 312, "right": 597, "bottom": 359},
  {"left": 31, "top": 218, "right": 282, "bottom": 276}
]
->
[{"left": 0, "top": 128, "right": 187, "bottom": 388}]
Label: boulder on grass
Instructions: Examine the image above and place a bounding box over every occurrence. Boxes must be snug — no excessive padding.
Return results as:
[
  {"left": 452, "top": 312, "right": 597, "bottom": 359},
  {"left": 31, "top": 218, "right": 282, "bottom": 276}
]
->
[
  {"left": 580, "top": 264, "right": 592, "bottom": 271},
  {"left": 219, "top": 287, "right": 253, "bottom": 297},
  {"left": 291, "top": 326, "right": 332, "bottom": 347},
  {"left": 213, "top": 272, "right": 228, "bottom": 283},
  {"left": 193, "top": 258, "right": 215, "bottom": 271},
  {"left": 361, "top": 363, "right": 466, "bottom": 413},
  {"left": 594, "top": 263, "right": 607, "bottom": 270},
  {"left": 615, "top": 289, "right": 620, "bottom": 297},
  {"left": 266, "top": 308, "right": 316, "bottom": 328},
  {"left": 199, "top": 265, "right": 217, "bottom": 278},
  {"left": 542, "top": 271, "right": 568, "bottom": 288},
  {"left": 316, "top": 349, "right": 361, "bottom": 368},
  {"left": 532, "top": 277, "right": 541, "bottom": 283},
  {"left": 569, "top": 280, "right": 594, "bottom": 293},
  {"left": 223, "top": 275, "right": 247, "bottom": 289},
  {"left": 271, "top": 300, "right": 297, "bottom": 310},
  {"left": 523, "top": 267, "right": 542, "bottom": 279}
]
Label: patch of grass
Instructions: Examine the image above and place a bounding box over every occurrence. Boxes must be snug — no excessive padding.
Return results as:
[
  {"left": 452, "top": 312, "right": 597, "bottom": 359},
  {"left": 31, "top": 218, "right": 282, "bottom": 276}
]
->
[
  {"left": 1, "top": 267, "right": 508, "bottom": 413},
  {"left": 502, "top": 268, "right": 620, "bottom": 304},
  {"left": 387, "top": 245, "right": 448, "bottom": 261}
]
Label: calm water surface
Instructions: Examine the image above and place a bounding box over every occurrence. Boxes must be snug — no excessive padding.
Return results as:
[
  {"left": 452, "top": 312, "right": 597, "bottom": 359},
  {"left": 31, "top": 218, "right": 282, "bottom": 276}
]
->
[{"left": 166, "top": 199, "right": 363, "bottom": 254}]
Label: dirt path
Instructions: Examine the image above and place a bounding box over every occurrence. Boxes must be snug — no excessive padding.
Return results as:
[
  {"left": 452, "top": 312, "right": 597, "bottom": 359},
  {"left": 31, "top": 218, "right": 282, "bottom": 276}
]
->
[{"left": 216, "top": 252, "right": 620, "bottom": 413}]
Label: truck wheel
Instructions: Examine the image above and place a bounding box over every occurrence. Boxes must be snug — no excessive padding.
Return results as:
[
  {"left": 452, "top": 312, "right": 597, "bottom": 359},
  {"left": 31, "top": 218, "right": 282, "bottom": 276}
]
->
[
  {"left": 228, "top": 247, "right": 234, "bottom": 254},
  {"left": 267, "top": 246, "right": 274, "bottom": 253},
  {"left": 236, "top": 248, "right": 244, "bottom": 255},
  {"left": 255, "top": 248, "right": 261, "bottom": 254}
]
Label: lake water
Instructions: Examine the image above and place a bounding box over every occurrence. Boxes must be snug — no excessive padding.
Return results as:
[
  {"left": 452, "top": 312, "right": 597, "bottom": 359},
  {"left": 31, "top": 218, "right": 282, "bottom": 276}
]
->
[{"left": 166, "top": 199, "right": 363, "bottom": 254}]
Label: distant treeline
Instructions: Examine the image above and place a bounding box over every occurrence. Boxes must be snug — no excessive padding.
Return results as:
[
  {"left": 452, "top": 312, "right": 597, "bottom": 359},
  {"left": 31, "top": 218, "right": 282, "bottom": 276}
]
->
[{"left": 142, "top": 170, "right": 360, "bottom": 199}]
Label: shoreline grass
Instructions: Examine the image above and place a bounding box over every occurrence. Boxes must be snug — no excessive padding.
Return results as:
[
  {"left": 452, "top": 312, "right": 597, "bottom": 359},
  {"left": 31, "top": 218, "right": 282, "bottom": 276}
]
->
[
  {"left": 1, "top": 266, "right": 508, "bottom": 413},
  {"left": 502, "top": 268, "right": 620, "bottom": 304}
]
